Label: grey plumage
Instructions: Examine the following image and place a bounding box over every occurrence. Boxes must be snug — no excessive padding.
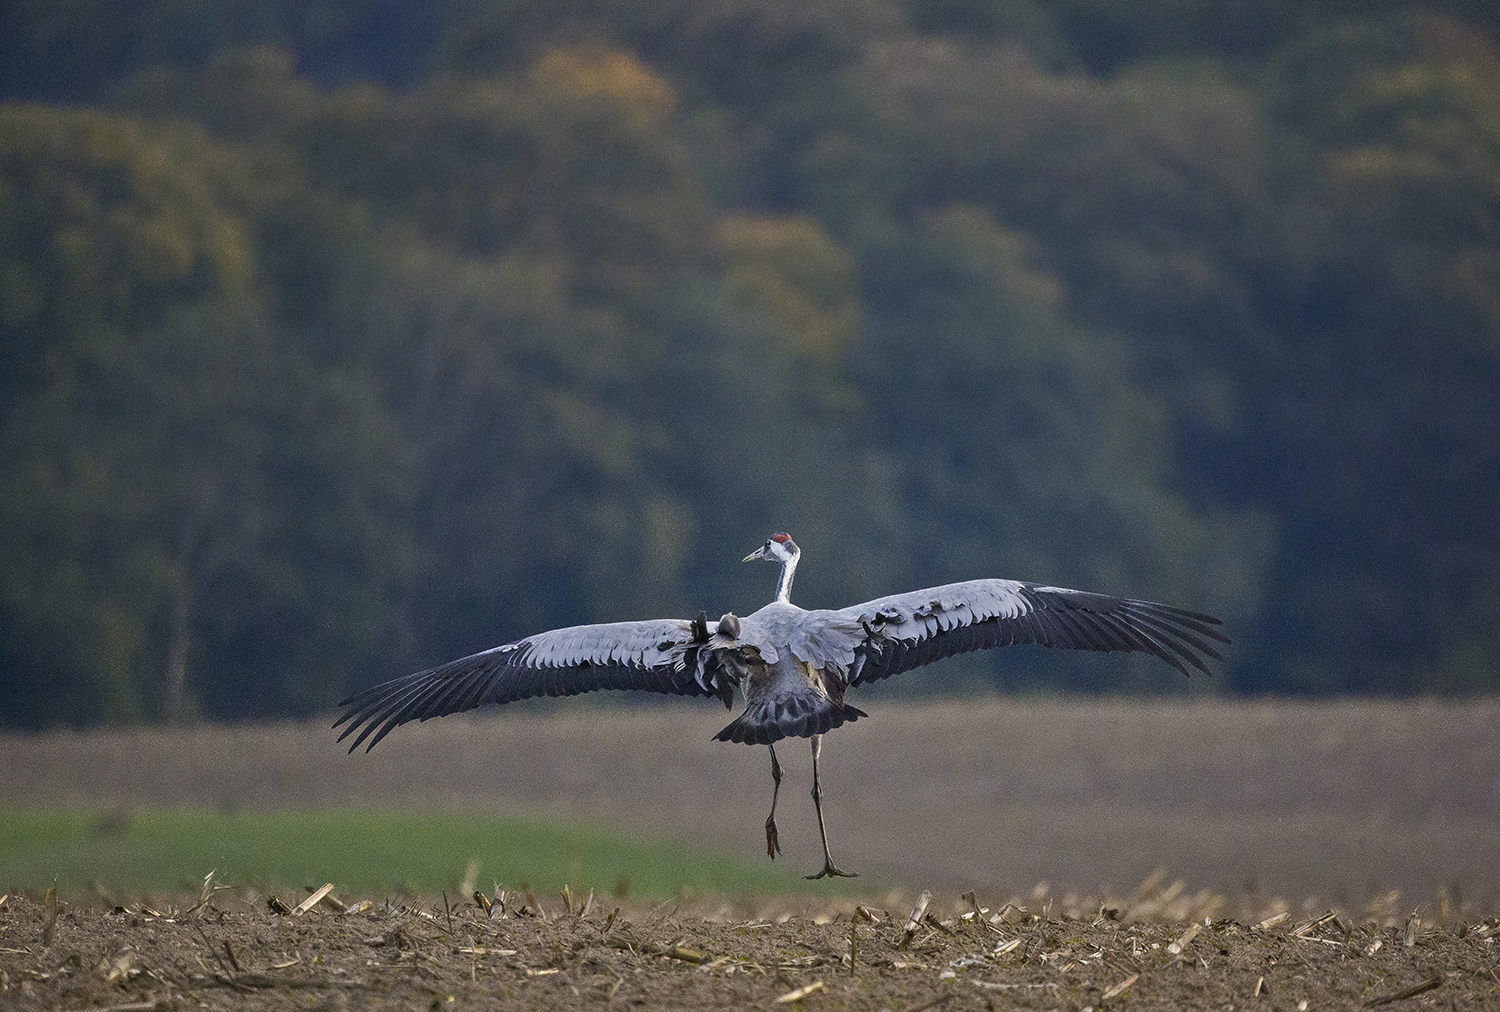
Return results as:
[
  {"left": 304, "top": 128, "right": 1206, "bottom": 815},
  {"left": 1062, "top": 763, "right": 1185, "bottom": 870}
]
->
[
  {"left": 334, "top": 532, "right": 1226, "bottom": 877},
  {"left": 336, "top": 569, "right": 1222, "bottom": 750}
]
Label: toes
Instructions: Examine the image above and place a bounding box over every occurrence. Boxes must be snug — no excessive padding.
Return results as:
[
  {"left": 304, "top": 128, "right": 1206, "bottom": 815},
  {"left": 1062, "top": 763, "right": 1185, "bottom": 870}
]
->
[{"left": 805, "top": 864, "right": 858, "bottom": 880}]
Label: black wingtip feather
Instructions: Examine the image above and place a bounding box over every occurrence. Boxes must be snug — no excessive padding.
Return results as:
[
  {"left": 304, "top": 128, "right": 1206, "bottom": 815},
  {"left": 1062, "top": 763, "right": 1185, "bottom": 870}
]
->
[
  {"left": 849, "top": 583, "right": 1227, "bottom": 686},
  {"left": 335, "top": 621, "right": 742, "bottom": 751}
]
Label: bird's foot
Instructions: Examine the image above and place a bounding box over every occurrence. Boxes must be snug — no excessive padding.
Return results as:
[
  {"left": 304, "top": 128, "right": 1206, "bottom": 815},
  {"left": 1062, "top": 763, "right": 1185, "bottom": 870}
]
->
[
  {"left": 765, "top": 817, "right": 781, "bottom": 860},
  {"left": 805, "top": 863, "right": 858, "bottom": 880}
]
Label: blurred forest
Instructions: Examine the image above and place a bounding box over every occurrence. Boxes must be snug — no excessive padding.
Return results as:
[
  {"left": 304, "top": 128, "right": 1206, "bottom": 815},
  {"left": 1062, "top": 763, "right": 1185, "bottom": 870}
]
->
[{"left": 2, "top": 1, "right": 1497, "bottom": 728}]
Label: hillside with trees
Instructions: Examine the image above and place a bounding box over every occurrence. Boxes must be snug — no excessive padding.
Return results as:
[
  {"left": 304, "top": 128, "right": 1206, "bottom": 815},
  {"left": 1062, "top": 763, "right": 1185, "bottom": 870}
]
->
[{"left": 2, "top": 1, "right": 1497, "bottom": 727}]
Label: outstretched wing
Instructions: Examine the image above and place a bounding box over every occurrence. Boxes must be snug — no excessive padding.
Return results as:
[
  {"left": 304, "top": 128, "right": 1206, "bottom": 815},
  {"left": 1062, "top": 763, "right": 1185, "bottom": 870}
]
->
[
  {"left": 834, "top": 579, "right": 1227, "bottom": 685},
  {"left": 334, "top": 617, "right": 734, "bottom": 752}
]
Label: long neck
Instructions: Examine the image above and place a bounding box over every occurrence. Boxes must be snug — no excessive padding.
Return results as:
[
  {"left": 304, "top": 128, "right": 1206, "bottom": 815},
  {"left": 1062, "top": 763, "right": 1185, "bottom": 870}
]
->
[{"left": 774, "top": 552, "right": 798, "bottom": 603}]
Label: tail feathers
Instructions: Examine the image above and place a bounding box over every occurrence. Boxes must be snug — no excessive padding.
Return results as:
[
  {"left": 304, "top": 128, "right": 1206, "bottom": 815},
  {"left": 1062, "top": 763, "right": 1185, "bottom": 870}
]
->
[{"left": 714, "top": 698, "right": 868, "bottom": 745}]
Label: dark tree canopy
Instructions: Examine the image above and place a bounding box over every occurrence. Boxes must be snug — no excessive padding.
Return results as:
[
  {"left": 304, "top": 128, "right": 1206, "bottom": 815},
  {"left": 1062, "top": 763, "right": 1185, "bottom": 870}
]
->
[{"left": 2, "top": 4, "right": 1497, "bottom": 727}]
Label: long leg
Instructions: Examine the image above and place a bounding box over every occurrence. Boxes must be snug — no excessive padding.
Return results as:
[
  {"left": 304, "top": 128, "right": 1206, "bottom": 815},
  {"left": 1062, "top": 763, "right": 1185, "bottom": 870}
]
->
[
  {"left": 805, "top": 733, "right": 857, "bottom": 879},
  {"left": 764, "top": 743, "right": 782, "bottom": 859}
]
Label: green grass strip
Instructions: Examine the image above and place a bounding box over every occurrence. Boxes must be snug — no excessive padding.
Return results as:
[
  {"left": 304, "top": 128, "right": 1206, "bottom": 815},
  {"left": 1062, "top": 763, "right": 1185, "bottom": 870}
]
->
[{"left": 0, "top": 807, "right": 871, "bottom": 900}]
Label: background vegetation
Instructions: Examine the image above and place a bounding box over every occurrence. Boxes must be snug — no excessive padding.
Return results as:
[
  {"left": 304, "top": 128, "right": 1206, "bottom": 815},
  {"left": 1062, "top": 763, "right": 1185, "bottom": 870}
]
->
[{"left": 3, "top": 1, "right": 1497, "bottom": 728}]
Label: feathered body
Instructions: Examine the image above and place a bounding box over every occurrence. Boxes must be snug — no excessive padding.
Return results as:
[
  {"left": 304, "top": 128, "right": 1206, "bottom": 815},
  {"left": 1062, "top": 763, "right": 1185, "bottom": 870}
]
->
[
  {"left": 335, "top": 533, "right": 1226, "bottom": 876},
  {"left": 337, "top": 578, "right": 1223, "bottom": 752}
]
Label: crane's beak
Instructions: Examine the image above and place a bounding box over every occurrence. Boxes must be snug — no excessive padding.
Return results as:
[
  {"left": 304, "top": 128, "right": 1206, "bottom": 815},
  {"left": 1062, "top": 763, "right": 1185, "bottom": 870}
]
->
[{"left": 743, "top": 545, "right": 769, "bottom": 563}]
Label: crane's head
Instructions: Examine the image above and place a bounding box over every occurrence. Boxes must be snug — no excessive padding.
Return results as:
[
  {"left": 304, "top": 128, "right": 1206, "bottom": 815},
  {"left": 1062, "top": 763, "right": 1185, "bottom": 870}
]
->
[
  {"left": 745, "top": 533, "right": 800, "bottom": 603},
  {"left": 743, "top": 533, "right": 799, "bottom": 566}
]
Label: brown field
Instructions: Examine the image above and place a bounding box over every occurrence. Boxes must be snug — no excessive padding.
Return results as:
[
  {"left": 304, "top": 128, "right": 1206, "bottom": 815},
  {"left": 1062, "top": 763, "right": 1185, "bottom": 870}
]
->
[
  {"left": 4, "top": 696, "right": 1498, "bottom": 906},
  {"left": 3, "top": 697, "right": 1500, "bottom": 1010},
  {"left": 4, "top": 884, "right": 1498, "bottom": 1011}
]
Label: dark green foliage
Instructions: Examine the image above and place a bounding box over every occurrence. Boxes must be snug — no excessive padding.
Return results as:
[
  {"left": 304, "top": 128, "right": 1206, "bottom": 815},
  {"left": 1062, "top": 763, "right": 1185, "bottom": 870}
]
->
[{"left": 1, "top": 3, "right": 1497, "bottom": 727}]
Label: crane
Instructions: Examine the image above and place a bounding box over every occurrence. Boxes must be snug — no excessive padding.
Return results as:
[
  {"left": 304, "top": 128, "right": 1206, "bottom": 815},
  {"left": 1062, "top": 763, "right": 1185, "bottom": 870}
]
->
[{"left": 335, "top": 533, "right": 1227, "bottom": 879}]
